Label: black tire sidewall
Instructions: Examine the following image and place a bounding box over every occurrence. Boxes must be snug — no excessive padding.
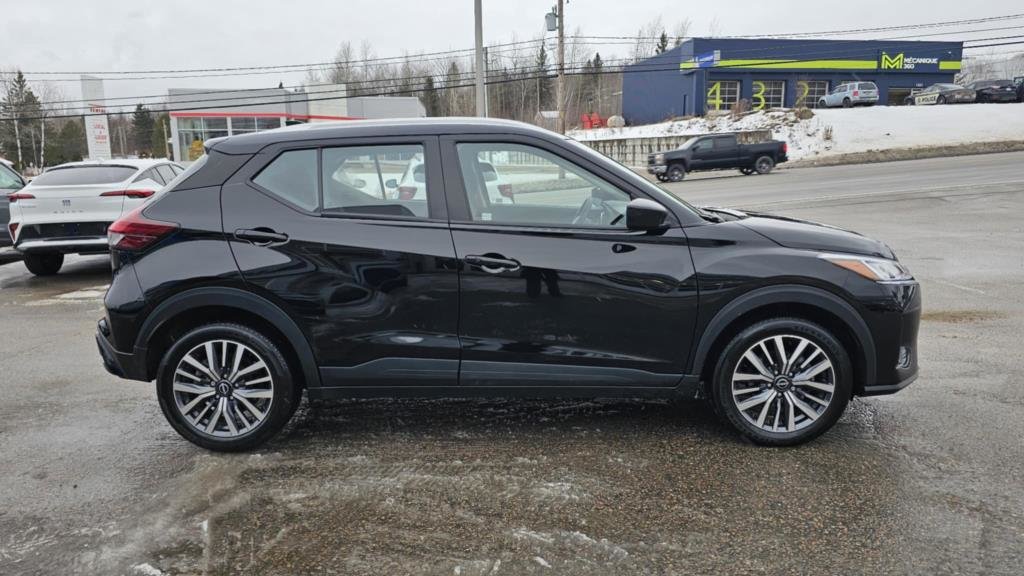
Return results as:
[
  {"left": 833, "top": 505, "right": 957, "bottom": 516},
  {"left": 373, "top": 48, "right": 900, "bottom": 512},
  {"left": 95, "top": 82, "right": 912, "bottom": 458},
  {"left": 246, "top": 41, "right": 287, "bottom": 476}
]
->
[
  {"left": 667, "top": 165, "right": 685, "bottom": 182},
  {"left": 156, "top": 323, "right": 299, "bottom": 452},
  {"left": 755, "top": 156, "right": 774, "bottom": 174},
  {"left": 711, "top": 318, "right": 852, "bottom": 446},
  {"left": 24, "top": 252, "right": 64, "bottom": 276}
]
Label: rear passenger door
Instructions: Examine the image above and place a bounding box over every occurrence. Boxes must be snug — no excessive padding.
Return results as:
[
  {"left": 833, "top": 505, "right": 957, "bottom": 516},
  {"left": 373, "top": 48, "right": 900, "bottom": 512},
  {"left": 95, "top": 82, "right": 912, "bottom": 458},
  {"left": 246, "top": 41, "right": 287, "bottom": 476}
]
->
[{"left": 222, "top": 136, "right": 461, "bottom": 388}]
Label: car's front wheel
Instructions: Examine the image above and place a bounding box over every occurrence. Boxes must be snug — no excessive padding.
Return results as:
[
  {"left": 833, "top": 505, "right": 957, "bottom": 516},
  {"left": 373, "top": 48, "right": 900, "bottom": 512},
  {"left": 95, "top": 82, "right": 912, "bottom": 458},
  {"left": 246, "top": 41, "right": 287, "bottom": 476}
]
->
[
  {"left": 23, "top": 252, "right": 64, "bottom": 276},
  {"left": 156, "top": 323, "right": 301, "bottom": 451},
  {"left": 710, "top": 318, "right": 852, "bottom": 446},
  {"left": 666, "top": 164, "right": 686, "bottom": 182}
]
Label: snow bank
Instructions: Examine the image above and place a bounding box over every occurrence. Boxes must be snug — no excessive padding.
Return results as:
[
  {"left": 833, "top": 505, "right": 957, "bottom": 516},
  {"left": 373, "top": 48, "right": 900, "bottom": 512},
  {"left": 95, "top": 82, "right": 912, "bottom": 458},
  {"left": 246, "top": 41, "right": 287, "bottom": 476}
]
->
[{"left": 569, "top": 103, "right": 1024, "bottom": 162}]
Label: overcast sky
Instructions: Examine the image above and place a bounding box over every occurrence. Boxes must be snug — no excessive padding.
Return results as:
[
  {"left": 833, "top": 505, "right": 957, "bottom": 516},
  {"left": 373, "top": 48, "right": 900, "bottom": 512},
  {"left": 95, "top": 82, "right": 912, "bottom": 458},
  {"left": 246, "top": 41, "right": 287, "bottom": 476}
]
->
[{"left": 1, "top": 0, "right": 1017, "bottom": 108}]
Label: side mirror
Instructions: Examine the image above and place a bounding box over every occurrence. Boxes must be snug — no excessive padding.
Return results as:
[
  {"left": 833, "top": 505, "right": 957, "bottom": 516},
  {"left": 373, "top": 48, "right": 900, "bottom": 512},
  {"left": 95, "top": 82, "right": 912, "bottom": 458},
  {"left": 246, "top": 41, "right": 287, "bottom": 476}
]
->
[
  {"left": 626, "top": 198, "right": 670, "bottom": 232},
  {"left": 384, "top": 179, "right": 398, "bottom": 189}
]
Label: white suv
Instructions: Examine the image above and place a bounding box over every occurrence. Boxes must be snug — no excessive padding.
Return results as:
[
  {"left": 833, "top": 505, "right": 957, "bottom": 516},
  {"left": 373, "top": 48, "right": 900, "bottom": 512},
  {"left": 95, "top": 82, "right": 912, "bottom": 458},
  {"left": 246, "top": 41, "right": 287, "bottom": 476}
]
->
[
  {"left": 8, "top": 159, "right": 182, "bottom": 275},
  {"left": 818, "top": 82, "right": 879, "bottom": 108}
]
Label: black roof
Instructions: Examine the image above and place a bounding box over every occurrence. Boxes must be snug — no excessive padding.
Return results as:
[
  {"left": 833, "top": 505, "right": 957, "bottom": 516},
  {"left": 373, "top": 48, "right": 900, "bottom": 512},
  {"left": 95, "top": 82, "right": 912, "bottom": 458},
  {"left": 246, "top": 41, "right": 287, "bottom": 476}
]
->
[{"left": 208, "top": 117, "right": 563, "bottom": 155}]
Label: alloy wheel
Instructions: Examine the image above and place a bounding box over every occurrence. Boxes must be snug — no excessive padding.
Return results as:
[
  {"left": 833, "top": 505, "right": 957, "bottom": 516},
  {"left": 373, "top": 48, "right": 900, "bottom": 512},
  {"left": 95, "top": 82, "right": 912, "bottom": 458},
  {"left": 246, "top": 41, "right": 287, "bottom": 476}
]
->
[
  {"left": 172, "top": 339, "right": 274, "bottom": 437},
  {"left": 730, "top": 334, "right": 835, "bottom": 433}
]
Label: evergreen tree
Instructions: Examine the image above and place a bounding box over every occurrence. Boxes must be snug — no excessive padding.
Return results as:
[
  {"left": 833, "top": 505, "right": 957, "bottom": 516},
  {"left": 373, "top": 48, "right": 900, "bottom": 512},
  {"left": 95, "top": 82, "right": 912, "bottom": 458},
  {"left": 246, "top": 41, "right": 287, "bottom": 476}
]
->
[
  {"left": 444, "top": 61, "right": 462, "bottom": 116},
  {"left": 656, "top": 31, "right": 670, "bottom": 54},
  {"left": 1, "top": 71, "right": 42, "bottom": 170},
  {"left": 420, "top": 76, "right": 441, "bottom": 116},
  {"left": 45, "top": 118, "right": 86, "bottom": 164},
  {"left": 131, "top": 104, "right": 155, "bottom": 157},
  {"left": 535, "top": 45, "right": 553, "bottom": 111}
]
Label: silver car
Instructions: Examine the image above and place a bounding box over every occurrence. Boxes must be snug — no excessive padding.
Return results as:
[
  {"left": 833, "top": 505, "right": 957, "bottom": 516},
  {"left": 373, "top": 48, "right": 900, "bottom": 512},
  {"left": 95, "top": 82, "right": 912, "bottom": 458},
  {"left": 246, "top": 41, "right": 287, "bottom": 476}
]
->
[{"left": 818, "top": 82, "right": 879, "bottom": 108}]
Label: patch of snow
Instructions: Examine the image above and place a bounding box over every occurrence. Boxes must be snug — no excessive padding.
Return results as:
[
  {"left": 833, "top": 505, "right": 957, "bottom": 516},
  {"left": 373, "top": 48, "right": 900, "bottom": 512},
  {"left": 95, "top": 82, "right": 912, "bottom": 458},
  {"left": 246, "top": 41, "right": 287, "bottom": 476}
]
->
[
  {"left": 132, "top": 564, "right": 166, "bottom": 576},
  {"left": 569, "top": 103, "right": 1024, "bottom": 162},
  {"left": 533, "top": 556, "right": 552, "bottom": 568}
]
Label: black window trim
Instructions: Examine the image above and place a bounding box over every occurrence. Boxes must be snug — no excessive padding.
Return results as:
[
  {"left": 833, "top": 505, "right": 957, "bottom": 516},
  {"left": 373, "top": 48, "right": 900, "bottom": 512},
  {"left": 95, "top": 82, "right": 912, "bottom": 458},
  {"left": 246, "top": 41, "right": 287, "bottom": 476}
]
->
[
  {"left": 242, "top": 136, "right": 447, "bottom": 223},
  {"left": 439, "top": 133, "right": 683, "bottom": 232}
]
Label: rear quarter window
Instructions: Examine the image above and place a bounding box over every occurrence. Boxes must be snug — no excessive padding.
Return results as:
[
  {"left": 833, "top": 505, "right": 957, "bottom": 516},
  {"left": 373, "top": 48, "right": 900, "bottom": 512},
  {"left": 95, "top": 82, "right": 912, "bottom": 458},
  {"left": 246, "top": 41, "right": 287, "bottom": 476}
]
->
[{"left": 252, "top": 149, "right": 319, "bottom": 212}]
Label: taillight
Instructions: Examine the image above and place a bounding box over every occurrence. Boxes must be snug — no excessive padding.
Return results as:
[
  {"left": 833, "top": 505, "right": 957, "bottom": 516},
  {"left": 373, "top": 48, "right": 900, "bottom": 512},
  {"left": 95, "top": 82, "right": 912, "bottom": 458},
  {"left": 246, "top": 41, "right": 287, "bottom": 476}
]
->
[
  {"left": 7, "top": 192, "right": 34, "bottom": 203},
  {"left": 397, "top": 186, "right": 418, "bottom": 201},
  {"left": 100, "top": 189, "right": 155, "bottom": 199},
  {"left": 107, "top": 205, "right": 178, "bottom": 251},
  {"left": 498, "top": 184, "right": 514, "bottom": 198},
  {"left": 853, "top": 90, "right": 859, "bottom": 96},
  {"left": 781, "top": 142, "right": 788, "bottom": 155},
  {"left": 7, "top": 223, "right": 16, "bottom": 241}
]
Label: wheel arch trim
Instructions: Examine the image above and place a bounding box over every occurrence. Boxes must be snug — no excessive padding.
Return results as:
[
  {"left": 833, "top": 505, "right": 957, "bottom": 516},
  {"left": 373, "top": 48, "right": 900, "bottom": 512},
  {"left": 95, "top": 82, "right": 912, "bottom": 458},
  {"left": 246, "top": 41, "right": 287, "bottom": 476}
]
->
[
  {"left": 136, "top": 287, "right": 322, "bottom": 388},
  {"left": 689, "top": 284, "right": 876, "bottom": 386}
]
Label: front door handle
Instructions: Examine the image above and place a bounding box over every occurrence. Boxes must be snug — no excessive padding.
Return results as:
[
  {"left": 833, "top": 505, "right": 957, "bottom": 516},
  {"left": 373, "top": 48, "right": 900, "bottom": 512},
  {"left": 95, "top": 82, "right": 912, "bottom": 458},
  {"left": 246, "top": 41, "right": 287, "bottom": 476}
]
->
[
  {"left": 464, "top": 254, "right": 521, "bottom": 274},
  {"left": 234, "top": 227, "right": 289, "bottom": 247}
]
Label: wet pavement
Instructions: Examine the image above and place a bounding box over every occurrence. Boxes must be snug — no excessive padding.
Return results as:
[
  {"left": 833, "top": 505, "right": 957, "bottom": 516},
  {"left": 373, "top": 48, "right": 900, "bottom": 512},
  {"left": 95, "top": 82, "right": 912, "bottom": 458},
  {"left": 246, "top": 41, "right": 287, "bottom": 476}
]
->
[{"left": 1, "top": 154, "right": 1023, "bottom": 575}]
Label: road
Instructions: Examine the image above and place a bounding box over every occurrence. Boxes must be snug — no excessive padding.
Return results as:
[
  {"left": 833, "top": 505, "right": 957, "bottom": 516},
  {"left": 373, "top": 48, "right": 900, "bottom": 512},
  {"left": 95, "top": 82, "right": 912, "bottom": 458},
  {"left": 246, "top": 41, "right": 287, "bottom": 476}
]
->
[{"left": 1, "top": 152, "right": 1023, "bottom": 575}]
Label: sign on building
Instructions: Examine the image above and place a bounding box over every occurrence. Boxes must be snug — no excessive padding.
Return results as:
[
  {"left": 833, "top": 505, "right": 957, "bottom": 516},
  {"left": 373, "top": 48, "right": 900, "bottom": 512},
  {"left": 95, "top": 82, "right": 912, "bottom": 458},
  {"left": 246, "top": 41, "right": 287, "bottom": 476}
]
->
[{"left": 80, "top": 75, "right": 112, "bottom": 159}]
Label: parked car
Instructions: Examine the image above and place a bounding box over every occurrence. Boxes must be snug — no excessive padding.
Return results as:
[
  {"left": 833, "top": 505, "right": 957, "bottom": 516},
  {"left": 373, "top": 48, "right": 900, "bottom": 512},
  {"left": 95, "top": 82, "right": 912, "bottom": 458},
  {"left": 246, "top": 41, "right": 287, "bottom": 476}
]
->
[
  {"left": 8, "top": 159, "right": 183, "bottom": 275},
  {"left": 648, "top": 134, "right": 788, "bottom": 182},
  {"left": 817, "top": 82, "right": 879, "bottom": 108},
  {"left": 1, "top": 162, "right": 27, "bottom": 248},
  {"left": 904, "top": 83, "right": 975, "bottom": 105},
  {"left": 966, "top": 79, "right": 1018, "bottom": 103},
  {"left": 386, "top": 154, "right": 514, "bottom": 204},
  {"left": 95, "top": 118, "right": 920, "bottom": 452}
]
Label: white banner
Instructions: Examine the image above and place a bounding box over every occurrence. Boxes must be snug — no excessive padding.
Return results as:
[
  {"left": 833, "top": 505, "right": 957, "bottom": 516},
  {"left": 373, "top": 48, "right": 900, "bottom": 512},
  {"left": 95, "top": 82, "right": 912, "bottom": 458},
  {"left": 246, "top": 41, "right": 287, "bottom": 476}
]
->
[{"left": 80, "top": 75, "right": 111, "bottom": 159}]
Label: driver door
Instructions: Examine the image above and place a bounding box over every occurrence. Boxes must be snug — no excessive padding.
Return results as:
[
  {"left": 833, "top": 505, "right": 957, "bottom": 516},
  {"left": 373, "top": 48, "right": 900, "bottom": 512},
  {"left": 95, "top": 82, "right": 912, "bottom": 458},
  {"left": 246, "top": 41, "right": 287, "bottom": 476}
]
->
[{"left": 440, "top": 136, "right": 699, "bottom": 389}]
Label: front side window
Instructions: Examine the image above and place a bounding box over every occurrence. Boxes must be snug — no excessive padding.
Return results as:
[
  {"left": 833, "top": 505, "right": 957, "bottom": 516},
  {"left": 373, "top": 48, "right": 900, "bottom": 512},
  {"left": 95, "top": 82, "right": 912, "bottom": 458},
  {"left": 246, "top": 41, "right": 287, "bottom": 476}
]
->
[
  {"left": 692, "top": 139, "right": 713, "bottom": 152},
  {"left": 321, "top": 144, "right": 430, "bottom": 219},
  {"left": 252, "top": 149, "right": 319, "bottom": 211},
  {"left": 455, "top": 142, "right": 630, "bottom": 228}
]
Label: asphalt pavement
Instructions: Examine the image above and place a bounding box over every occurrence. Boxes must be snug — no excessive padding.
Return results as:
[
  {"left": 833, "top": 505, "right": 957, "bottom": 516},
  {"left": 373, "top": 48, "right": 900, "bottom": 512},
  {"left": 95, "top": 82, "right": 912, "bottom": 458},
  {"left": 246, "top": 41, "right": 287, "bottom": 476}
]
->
[{"left": 1, "top": 152, "right": 1023, "bottom": 575}]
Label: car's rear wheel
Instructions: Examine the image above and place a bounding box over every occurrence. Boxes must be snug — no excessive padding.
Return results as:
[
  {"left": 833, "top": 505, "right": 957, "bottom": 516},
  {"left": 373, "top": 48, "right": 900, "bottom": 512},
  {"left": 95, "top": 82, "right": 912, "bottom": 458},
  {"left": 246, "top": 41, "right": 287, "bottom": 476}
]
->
[
  {"left": 818, "top": 99, "right": 827, "bottom": 108},
  {"left": 23, "top": 252, "right": 64, "bottom": 276},
  {"left": 156, "top": 323, "right": 301, "bottom": 452},
  {"left": 710, "top": 318, "right": 852, "bottom": 446},
  {"left": 842, "top": 97, "right": 852, "bottom": 108},
  {"left": 754, "top": 156, "right": 775, "bottom": 174},
  {"left": 938, "top": 96, "right": 947, "bottom": 105},
  {"left": 666, "top": 164, "right": 686, "bottom": 182}
]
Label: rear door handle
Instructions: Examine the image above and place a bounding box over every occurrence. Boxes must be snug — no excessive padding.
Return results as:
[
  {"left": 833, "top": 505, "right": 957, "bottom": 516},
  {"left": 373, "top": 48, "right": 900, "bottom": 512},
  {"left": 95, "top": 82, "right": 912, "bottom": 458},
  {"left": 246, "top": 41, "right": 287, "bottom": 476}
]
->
[
  {"left": 464, "top": 254, "right": 521, "bottom": 273},
  {"left": 234, "top": 227, "right": 289, "bottom": 246}
]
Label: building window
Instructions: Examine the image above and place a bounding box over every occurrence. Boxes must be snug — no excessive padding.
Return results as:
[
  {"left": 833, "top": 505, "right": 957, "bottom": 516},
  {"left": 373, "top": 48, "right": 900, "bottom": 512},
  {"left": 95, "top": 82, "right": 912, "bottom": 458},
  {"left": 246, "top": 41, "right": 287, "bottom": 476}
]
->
[
  {"left": 752, "top": 80, "right": 785, "bottom": 110},
  {"left": 796, "top": 80, "right": 829, "bottom": 108},
  {"left": 706, "top": 80, "right": 740, "bottom": 111},
  {"left": 229, "top": 117, "right": 257, "bottom": 133},
  {"left": 257, "top": 118, "right": 282, "bottom": 131}
]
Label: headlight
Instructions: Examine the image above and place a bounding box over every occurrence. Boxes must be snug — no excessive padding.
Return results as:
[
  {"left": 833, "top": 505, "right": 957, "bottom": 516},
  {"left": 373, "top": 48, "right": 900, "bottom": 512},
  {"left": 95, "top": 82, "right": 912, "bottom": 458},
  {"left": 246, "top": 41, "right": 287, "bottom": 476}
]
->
[
  {"left": 654, "top": 154, "right": 665, "bottom": 164},
  {"left": 819, "top": 253, "right": 913, "bottom": 282}
]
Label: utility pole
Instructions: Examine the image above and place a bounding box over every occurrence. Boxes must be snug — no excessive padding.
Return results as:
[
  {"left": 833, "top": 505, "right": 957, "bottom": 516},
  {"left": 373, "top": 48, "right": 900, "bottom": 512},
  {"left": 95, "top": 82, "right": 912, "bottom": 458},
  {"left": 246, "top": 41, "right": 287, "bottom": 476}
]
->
[
  {"left": 474, "top": 0, "right": 486, "bottom": 117},
  {"left": 164, "top": 117, "right": 172, "bottom": 159},
  {"left": 555, "top": 0, "right": 565, "bottom": 134}
]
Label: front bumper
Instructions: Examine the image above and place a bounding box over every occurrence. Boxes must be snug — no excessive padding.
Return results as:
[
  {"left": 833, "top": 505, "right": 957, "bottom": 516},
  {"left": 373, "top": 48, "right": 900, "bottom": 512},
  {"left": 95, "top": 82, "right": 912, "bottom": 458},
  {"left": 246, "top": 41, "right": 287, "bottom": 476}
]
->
[
  {"left": 858, "top": 281, "right": 921, "bottom": 396},
  {"left": 96, "top": 318, "right": 149, "bottom": 381},
  {"left": 647, "top": 164, "right": 667, "bottom": 175}
]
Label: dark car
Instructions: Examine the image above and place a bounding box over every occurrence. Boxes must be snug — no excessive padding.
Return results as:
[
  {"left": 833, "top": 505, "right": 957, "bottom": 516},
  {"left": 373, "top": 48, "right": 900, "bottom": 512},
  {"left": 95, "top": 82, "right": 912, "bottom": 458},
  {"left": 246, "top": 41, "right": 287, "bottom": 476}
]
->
[
  {"left": 966, "top": 79, "right": 1019, "bottom": 103},
  {"left": 1, "top": 161, "right": 27, "bottom": 248},
  {"left": 904, "top": 83, "right": 975, "bottom": 105},
  {"left": 647, "top": 134, "right": 788, "bottom": 182},
  {"left": 95, "top": 118, "right": 920, "bottom": 452}
]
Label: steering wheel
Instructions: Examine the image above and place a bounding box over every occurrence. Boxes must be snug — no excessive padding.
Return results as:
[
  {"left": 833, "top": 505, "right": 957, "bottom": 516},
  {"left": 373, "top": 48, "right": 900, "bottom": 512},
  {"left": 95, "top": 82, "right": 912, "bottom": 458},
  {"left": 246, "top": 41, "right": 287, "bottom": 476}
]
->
[{"left": 571, "top": 196, "right": 621, "bottom": 226}]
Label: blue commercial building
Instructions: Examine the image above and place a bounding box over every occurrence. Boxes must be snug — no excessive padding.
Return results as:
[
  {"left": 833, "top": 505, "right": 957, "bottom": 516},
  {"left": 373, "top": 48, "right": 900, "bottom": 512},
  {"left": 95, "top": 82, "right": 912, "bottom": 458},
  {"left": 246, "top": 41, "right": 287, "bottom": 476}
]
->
[{"left": 622, "top": 38, "right": 964, "bottom": 124}]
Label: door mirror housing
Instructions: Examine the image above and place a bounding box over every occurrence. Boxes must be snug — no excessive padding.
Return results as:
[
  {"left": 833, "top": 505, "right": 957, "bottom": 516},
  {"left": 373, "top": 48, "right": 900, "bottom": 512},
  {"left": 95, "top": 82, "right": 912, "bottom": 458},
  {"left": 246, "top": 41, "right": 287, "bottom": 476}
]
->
[{"left": 626, "top": 198, "right": 670, "bottom": 231}]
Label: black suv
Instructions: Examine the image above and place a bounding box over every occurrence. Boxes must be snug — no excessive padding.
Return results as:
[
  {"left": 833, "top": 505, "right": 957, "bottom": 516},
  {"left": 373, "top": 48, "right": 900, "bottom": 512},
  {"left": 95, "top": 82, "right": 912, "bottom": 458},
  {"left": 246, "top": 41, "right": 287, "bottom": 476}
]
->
[{"left": 96, "top": 119, "right": 920, "bottom": 451}]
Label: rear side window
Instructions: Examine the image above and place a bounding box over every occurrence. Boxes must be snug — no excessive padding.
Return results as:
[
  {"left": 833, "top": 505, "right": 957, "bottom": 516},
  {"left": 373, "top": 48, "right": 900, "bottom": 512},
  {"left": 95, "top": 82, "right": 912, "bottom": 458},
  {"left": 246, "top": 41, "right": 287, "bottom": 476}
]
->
[
  {"left": 252, "top": 149, "right": 319, "bottom": 212},
  {"left": 156, "top": 165, "right": 177, "bottom": 183},
  {"left": 321, "top": 145, "right": 429, "bottom": 219},
  {"left": 32, "top": 166, "right": 136, "bottom": 185},
  {"left": 713, "top": 136, "right": 736, "bottom": 149},
  {"left": 135, "top": 168, "right": 165, "bottom": 186}
]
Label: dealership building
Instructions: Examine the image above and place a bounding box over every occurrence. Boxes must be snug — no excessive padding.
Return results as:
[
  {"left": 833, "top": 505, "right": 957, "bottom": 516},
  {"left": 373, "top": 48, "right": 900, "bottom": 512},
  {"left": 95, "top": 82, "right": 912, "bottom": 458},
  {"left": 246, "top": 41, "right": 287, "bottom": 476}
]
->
[
  {"left": 622, "top": 38, "right": 964, "bottom": 124},
  {"left": 167, "top": 85, "right": 425, "bottom": 161}
]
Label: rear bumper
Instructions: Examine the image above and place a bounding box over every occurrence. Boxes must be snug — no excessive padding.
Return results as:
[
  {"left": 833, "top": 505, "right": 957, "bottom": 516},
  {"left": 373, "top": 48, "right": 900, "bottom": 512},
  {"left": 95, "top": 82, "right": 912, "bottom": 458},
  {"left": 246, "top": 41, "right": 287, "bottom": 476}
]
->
[
  {"left": 96, "top": 318, "right": 149, "bottom": 381},
  {"left": 16, "top": 237, "right": 109, "bottom": 254}
]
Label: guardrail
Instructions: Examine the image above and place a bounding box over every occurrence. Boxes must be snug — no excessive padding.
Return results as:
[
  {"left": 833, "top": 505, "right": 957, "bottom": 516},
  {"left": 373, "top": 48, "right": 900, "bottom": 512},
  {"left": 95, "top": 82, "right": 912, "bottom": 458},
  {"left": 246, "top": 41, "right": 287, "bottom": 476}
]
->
[{"left": 574, "top": 130, "right": 774, "bottom": 166}]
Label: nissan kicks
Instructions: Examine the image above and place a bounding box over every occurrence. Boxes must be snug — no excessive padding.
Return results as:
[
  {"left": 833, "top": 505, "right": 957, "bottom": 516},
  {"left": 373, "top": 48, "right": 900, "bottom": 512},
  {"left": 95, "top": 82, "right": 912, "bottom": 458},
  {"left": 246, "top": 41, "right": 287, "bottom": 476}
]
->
[{"left": 95, "top": 118, "right": 920, "bottom": 451}]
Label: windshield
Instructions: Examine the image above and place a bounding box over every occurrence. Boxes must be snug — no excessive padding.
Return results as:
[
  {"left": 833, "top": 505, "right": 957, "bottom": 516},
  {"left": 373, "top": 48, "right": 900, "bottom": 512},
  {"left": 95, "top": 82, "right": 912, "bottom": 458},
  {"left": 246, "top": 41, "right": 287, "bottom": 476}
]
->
[
  {"left": 936, "top": 84, "right": 960, "bottom": 90},
  {"left": 31, "top": 165, "right": 136, "bottom": 186}
]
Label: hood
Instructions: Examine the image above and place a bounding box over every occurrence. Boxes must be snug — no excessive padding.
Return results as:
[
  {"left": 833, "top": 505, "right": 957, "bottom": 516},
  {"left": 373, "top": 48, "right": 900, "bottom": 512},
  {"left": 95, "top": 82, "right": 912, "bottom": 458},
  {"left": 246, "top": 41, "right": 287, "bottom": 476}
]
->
[{"left": 736, "top": 211, "right": 895, "bottom": 259}]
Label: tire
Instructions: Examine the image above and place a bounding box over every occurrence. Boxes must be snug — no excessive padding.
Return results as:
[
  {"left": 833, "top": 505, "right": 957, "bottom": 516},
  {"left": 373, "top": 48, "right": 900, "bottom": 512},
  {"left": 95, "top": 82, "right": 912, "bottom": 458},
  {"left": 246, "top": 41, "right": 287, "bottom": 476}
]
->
[
  {"left": 938, "top": 96, "right": 947, "bottom": 105},
  {"left": 739, "top": 168, "right": 755, "bottom": 176},
  {"left": 710, "top": 317, "right": 852, "bottom": 446},
  {"left": 666, "top": 164, "right": 686, "bottom": 182},
  {"left": 656, "top": 174, "right": 668, "bottom": 183},
  {"left": 818, "top": 99, "right": 827, "bottom": 108},
  {"left": 842, "top": 97, "right": 852, "bottom": 108},
  {"left": 754, "top": 156, "right": 774, "bottom": 175},
  {"left": 23, "top": 252, "right": 64, "bottom": 276},
  {"left": 156, "top": 322, "right": 302, "bottom": 452}
]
